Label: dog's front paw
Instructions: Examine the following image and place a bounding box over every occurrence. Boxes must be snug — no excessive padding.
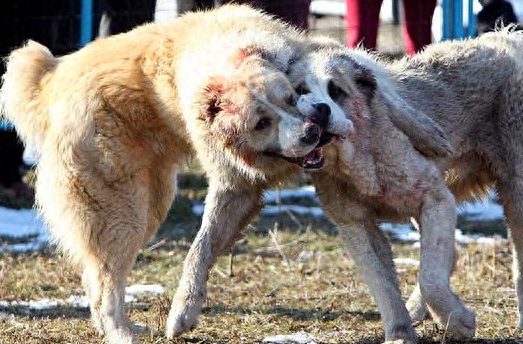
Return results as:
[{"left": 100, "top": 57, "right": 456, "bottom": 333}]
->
[
  {"left": 165, "top": 298, "right": 201, "bottom": 338},
  {"left": 105, "top": 327, "right": 139, "bottom": 344},
  {"left": 439, "top": 306, "right": 476, "bottom": 339},
  {"left": 386, "top": 323, "right": 417, "bottom": 344}
]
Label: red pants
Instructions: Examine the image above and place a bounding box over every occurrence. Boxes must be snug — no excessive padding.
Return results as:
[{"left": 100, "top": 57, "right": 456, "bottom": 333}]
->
[{"left": 345, "top": 0, "right": 437, "bottom": 55}]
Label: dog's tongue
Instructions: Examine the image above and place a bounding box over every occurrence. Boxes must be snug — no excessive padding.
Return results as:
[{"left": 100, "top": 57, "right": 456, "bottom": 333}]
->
[{"left": 298, "top": 148, "right": 324, "bottom": 170}]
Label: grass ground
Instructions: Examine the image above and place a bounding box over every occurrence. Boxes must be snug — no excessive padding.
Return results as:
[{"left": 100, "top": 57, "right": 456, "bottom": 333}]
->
[{"left": 1, "top": 228, "right": 523, "bottom": 344}]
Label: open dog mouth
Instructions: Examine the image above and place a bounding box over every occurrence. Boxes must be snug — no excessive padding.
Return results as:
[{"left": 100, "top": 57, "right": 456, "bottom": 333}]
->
[
  {"left": 265, "top": 132, "right": 334, "bottom": 170},
  {"left": 282, "top": 147, "right": 324, "bottom": 170}
]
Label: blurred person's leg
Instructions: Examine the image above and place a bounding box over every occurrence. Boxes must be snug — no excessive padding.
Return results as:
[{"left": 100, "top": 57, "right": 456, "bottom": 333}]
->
[
  {"left": 402, "top": 0, "right": 437, "bottom": 55},
  {"left": 345, "top": 0, "right": 383, "bottom": 50}
]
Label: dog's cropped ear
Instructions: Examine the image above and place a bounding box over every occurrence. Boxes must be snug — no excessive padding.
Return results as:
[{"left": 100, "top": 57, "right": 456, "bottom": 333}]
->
[
  {"left": 199, "top": 77, "right": 242, "bottom": 125},
  {"left": 200, "top": 80, "right": 226, "bottom": 124},
  {"left": 199, "top": 78, "right": 228, "bottom": 123},
  {"left": 353, "top": 64, "right": 377, "bottom": 103},
  {"left": 382, "top": 89, "right": 454, "bottom": 158}
]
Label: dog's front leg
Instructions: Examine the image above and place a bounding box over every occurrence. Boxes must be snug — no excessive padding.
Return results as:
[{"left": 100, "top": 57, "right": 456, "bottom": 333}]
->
[
  {"left": 166, "top": 180, "right": 263, "bottom": 338},
  {"left": 417, "top": 186, "right": 476, "bottom": 339},
  {"left": 313, "top": 174, "right": 415, "bottom": 343},
  {"left": 340, "top": 220, "right": 417, "bottom": 343}
]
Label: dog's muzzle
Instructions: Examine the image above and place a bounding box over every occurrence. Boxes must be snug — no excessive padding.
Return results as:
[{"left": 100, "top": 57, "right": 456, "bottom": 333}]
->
[
  {"left": 297, "top": 96, "right": 331, "bottom": 130},
  {"left": 309, "top": 103, "right": 330, "bottom": 129},
  {"left": 264, "top": 121, "right": 331, "bottom": 170}
]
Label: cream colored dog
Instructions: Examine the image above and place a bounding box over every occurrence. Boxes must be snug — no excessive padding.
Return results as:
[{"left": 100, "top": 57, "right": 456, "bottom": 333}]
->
[
  {"left": 288, "top": 31, "right": 523, "bottom": 343},
  {"left": 0, "top": 6, "right": 354, "bottom": 344}
]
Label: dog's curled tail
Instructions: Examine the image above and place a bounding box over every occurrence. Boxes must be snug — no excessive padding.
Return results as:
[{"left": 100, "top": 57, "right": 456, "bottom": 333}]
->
[{"left": 0, "top": 40, "right": 57, "bottom": 154}]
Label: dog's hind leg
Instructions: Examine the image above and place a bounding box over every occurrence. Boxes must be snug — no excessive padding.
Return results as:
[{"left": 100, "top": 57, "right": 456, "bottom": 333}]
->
[
  {"left": 417, "top": 185, "right": 476, "bottom": 339},
  {"left": 405, "top": 284, "right": 429, "bottom": 325},
  {"left": 78, "top": 203, "right": 147, "bottom": 344},
  {"left": 166, "top": 179, "right": 264, "bottom": 338},
  {"left": 36, "top": 156, "right": 151, "bottom": 344},
  {"left": 499, "top": 180, "right": 523, "bottom": 329},
  {"left": 496, "top": 71, "right": 523, "bottom": 329},
  {"left": 82, "top": 266, "right": 104, "bottom": 334}
]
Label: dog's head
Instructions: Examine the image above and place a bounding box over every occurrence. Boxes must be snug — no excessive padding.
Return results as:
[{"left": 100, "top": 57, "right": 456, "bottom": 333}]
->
[
  {"left": 287, "top": 39, "right": 376, "bottom": 139},
  {"left": 196, "top": 48, "right": 334, "bottom": 175},
  {"left": 287, "top": 38, "right": 453, "bottom": 159}
]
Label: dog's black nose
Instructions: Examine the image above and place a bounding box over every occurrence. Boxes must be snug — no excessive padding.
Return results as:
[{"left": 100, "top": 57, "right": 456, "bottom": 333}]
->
[
  {"left": 310, "top": 103, "right": 330, "bottom": 129},
  {"left": 300, "top": 123, "right": 321, "bottom": 145}
]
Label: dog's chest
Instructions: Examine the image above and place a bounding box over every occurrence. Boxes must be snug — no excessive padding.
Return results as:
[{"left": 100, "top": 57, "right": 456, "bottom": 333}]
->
[{"left": 350, "top": 148, "right": 438, "bottom": 217}]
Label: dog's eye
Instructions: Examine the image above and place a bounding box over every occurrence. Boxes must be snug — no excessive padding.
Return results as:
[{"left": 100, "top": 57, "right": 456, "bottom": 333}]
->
[
  {"left": 355, "top": 76, "right": 377, "bottom": 93},
  {"left": 328, "top": 80, "right": 345, "bottom": 99},
  {"left": 286, "top": 94, "right": 297, "bottom": 106},
  {"left": 254, "top": 117, "right": 272, "bottom": 131},
  {"left": 296, "top": 84, "right": 310, "bottom": 95}
]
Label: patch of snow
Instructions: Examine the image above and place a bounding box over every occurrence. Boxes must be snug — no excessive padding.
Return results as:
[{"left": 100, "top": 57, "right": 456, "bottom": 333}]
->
[
  {"left": 65, "top": 295, "right": 90, "bottom": 309},
  {"left": 380, "top": 223, "right": 419, "bottom": 242},
  {"left": 262, "top": 205, "right": 324, "bottom": 218},
  {"left": 0, "top": 241, "right": 47, "bottom": 253},
  {"left": 263, "top": 331, "right": 317, "bottom": 344},
  {"left": 457, "top": 199, "right": 504, "bottom": 222},
  {"left": 125, "top": 284, "right": 166, "bottom": 295},
  {"left": 0, "top": 284, "right": 165, "bottom": 313},
  {"left": 264, "top": 186, "right": 317, "bottom": 204},
  {"left": 0, "top": 207, "right": 49, "bottom": 253},
  {"left": 193, "top": 203, "right": 324, "bottom": 218},
  {"left": 393, "top": 258, "right": 419, "bottom": 267},
  {"left": 0, "top": 207, "right": 47, "bottom": 238},
  {"left": 455, "top": 229, "right": 478, "bottom": 245},
  {"left": 476, "top": 236, "right": 505, "bottom": 245}
]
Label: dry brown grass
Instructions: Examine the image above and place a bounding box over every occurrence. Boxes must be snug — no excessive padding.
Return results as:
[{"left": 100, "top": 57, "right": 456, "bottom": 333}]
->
[{"left": 1, "top": 229, "right": 522, "bottom": 344}]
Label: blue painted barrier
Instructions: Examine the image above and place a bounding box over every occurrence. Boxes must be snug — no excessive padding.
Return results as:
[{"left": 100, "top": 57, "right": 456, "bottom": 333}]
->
[
  {"left": 0, "top": 121, "right": 14, "bottom": 131},
  {"left": 80, "top": 0, "right": 93, "bottom": 47},
  {"left": 442, "top": 0, "right": 477, "bottom": 40}
]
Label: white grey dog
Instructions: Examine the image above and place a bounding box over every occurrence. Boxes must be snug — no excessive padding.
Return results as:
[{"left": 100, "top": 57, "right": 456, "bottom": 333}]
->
[{"left": 287, "top": 30, "right": 523, "bottom": 343}]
